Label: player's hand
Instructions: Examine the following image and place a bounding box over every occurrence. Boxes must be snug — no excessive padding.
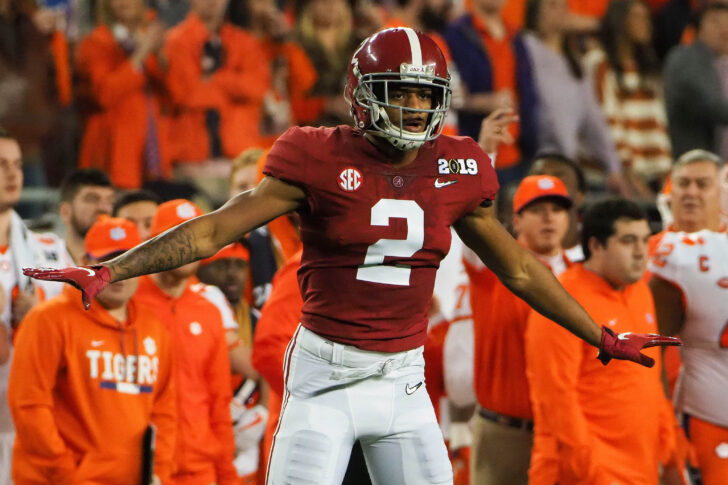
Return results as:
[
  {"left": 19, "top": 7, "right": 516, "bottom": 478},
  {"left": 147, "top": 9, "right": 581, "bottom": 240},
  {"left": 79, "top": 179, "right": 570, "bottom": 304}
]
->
[
  {"left": 22, "top": 266, "right": 111, "bottom": 310},
  {"left": 597, "top": 326, "right": 682, "bottom": 367}
]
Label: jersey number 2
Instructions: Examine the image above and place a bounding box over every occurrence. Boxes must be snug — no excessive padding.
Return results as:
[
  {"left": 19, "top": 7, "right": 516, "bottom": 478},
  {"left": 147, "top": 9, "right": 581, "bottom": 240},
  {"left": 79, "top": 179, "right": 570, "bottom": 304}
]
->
[{"left": 356, "top": 199, "right": 424, "bottom": 286}]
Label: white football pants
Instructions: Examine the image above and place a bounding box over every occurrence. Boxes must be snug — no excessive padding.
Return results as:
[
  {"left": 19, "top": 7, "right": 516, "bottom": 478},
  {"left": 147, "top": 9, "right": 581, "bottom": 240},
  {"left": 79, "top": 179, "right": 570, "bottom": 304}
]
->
[{"left": 265, "top": 326, "right": 453, "bottom": 485}]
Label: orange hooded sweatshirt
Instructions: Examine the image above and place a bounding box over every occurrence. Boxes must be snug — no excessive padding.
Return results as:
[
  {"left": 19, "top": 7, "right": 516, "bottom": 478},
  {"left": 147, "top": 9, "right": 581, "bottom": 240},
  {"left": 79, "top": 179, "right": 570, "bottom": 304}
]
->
[
  {"left": 525, "top": 264, "right": 675, "bottom": 485},
  {"left": 134, "top": 276, "right": 237, "bottom": 483},
  {"left": 8, "top": 286, "right": 176, "bottom": 484}
]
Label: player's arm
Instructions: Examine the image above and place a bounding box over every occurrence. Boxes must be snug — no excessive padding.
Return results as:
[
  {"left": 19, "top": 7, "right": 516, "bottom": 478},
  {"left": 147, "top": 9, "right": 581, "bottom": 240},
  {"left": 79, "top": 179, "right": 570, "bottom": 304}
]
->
[
  {"left": 24, "top": 176, "right": 305, "bottom": 307},
  {"left": 454, "top": 204, "right": 680, "bottom": 366},
  {"left": 454, "top": 204, "right": 601, "bottom": 346},
  {"left": 648, "top": 276, "right": 686, "bottom": 336},
  {"left": 108, "top": 176, "right": 304, "bottom": 281}
]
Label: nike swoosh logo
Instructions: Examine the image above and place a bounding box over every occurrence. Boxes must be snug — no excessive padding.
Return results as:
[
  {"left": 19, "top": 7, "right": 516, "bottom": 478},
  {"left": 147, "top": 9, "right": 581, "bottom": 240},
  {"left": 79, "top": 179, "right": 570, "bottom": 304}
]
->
[
  {"left": 405, "top": 382, "right": 423, "bottom": 395},
  {"left": 80, "top": 267, "right": 96, "bottom": 277},
  {"left": 617, "top": 332, "right": 632, "bottom": 340},
  {"left": 240, "top": 414, "right": 264, "bottom": 430},
  {"left": 434, "top": 178, "right": 457, "bottom": 189},
  {"left": 91, "top": 340, "right": 104, "bottom": 347}
]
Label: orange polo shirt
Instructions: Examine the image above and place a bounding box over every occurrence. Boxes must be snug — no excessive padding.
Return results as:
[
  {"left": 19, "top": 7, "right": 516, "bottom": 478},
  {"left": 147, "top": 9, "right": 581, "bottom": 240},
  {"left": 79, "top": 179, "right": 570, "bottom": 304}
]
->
[
  {"left": 250, "top": 251, "right": 303, "bottom": 470},
  {"left": 135, "top": 276, "right": 237, "bottom": 484},
  {"left": 466, "top": 262, "right": 532, "bottom": 419},
  {"left": 9, "top": 286, "right": 176, "bottom": 484},
  {"left": 525, "top": 264, "right": 674, "bottom": 485},
  {"left": 466, "top": 253, "right": 571, "bottom": 420}
]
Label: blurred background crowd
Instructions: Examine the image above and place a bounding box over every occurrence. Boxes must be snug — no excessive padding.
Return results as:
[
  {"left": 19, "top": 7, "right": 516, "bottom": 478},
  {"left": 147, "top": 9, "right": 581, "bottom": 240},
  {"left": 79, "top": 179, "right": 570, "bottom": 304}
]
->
[{"left": 2, "top": 0, "right": 728, "bottom": 483}]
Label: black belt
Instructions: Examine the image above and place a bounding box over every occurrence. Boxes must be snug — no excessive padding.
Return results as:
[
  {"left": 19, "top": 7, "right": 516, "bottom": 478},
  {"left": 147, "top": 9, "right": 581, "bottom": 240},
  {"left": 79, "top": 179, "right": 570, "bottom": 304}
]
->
[{"left": 478, "top": 407, "right": 534, "bottom": 432}]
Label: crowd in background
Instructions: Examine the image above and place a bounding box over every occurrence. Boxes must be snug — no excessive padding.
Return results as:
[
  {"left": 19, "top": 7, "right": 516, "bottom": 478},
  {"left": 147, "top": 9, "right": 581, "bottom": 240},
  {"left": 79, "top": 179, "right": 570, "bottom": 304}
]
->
[{"left": 2, "top": 0, "right": 728, "bottom": 483}]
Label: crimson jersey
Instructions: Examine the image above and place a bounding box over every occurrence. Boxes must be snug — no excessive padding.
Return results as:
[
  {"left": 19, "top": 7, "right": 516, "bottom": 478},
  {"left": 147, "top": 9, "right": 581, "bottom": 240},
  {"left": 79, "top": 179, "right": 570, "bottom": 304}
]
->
[{"left": 264, "top": 126, "right": 498, "bottom": 352}]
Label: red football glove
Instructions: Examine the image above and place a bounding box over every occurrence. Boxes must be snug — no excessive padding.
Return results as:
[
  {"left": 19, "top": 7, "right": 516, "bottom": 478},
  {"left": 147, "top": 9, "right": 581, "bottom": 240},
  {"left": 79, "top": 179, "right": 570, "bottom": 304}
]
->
[
  {"left": 597, "top": 326, "right": 682, "bottom": 367},
  {"left": 23, "top": 265, "right": 111, "bottom": 310}
]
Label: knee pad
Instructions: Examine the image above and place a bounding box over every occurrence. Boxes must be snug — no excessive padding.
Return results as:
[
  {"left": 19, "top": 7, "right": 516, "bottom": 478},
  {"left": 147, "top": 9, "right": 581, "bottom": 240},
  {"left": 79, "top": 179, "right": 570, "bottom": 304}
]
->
[
  {"left": 283, "top": 430, "right": 333, "bottom": 484},
  {"left": 414, "top": 426, "right": 454, "bottom": 484}
]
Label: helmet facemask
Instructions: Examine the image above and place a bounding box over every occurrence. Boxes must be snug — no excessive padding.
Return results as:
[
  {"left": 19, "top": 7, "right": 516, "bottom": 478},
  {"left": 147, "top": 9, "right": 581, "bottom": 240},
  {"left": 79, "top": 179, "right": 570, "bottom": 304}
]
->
[{"left": 353, "top": 64, "right": 452, "bottom": 150}]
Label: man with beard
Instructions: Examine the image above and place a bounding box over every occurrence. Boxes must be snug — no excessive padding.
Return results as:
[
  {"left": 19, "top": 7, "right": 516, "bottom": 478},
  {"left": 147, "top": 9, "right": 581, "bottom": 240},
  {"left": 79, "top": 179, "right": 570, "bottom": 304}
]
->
[{"left": 58, "top": 169, "right": 114, "bottom": 264}]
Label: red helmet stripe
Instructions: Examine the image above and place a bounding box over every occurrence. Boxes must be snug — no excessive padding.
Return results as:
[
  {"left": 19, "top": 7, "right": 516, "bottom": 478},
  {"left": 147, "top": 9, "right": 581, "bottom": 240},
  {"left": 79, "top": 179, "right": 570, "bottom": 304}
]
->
[{"left": 403, "top": 28, "right": 423, "bottom": 67}]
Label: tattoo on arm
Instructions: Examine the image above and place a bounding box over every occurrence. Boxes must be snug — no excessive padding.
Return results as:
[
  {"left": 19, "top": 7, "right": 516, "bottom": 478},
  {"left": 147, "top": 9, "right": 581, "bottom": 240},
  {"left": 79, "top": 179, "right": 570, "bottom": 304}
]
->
[{"left": 106, "top": 221, "right": 206, "bottom": 282}]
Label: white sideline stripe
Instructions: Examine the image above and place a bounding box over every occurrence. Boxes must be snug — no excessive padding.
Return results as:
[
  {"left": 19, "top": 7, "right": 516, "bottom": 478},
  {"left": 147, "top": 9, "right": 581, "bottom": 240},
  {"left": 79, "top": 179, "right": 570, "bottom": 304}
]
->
[{"left": 403, "top": 28, "right": 422, "bottom": 67}]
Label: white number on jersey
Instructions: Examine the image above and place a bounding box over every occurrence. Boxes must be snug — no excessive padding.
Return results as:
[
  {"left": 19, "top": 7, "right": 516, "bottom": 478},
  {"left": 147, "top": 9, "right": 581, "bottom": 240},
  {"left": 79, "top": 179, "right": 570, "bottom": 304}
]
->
[{"left": 356, "top": 199, "right": 424, "bottom": 286}]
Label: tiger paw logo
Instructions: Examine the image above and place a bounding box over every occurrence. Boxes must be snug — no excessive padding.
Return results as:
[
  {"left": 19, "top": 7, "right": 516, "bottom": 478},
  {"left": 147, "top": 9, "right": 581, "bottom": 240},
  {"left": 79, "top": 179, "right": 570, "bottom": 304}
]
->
[
  {"left": 143, "top": 337, "right": 157, "bottom": 356},
  {"left": 189, "top": 321, "right": 202, "bottom": 335}
]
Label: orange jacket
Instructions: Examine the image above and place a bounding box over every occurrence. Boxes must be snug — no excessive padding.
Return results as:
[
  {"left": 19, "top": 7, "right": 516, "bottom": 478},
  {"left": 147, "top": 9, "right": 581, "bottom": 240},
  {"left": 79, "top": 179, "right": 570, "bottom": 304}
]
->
[
  {"left": 9, "top": 286, "right": 176, "bottom": 484},
  {"left": 256, "top": 37, "right": 318, "bottom": 136},
  {"left": 164, "top": 14, "right": 270, "bottom": 162},
  {"left": 75, "top": 24, "right": 172, "bottom": 189},
  {"left": 465, "top": 261, "right": 533, "bottom": 419},
  {"left": 251, "top": 251, "right": 303, "bottom": 470},
  {"left": 525, "top": 264, "right": 675, "bottom": 485},
  {"left": 424, "top": 317, "right": 450, "bottom": 421},
  {"left": 135, "top": 276, "right": 237, "bottom": 484}
]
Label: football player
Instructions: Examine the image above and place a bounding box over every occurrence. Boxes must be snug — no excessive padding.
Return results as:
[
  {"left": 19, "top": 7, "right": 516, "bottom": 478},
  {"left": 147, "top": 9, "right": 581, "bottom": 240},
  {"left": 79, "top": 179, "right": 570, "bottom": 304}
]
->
[
  {"left": 650, "top": 229, "right": 728, "bottom": 484},
  {"left": 24, "top": 28, "right": 680, "bottom": 485}
]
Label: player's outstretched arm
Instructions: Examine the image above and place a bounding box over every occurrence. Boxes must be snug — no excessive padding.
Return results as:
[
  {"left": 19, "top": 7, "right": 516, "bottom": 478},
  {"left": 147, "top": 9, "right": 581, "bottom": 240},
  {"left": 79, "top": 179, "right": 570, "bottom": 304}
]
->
[
  {"left": 107, "top": 176, "right": 305, "bottom": 281},
  {"left": 24, "top": 176, "right": 305, "bottom": 307},
  {"left": 454, "top": 205, "right": 680, "bottom": 367}
]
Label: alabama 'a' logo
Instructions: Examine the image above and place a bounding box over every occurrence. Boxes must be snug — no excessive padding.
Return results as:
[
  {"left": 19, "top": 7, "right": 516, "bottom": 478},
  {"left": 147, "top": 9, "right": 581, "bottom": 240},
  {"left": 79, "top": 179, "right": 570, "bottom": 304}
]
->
[{"left": 339, "top": 168, "right": 363, "bottom": 192}]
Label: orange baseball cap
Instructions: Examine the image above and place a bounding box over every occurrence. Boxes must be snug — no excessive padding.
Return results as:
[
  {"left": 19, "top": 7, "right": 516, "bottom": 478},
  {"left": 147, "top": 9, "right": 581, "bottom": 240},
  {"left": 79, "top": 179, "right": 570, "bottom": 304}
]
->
[
  {"left": 85, "top": 216, "right": 142, "bottom": 259},
  {"left": 513, "top": 175, "right": 572, "bottom": 213},
  {"left": 200, "top": 242, "right": 250, "bottom": 267},
  {"left": 150, "top": 199, "right": 203, "bottom": 237}
]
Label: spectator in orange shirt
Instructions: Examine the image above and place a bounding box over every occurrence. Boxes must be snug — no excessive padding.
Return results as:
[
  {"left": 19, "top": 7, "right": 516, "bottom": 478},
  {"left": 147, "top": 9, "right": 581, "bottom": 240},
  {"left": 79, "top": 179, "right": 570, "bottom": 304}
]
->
[
  {"left": 466, "top": 174, "right": 572, "bottom": 485},
  {"left": 444, "top": 0, "right": 539, "bottom": 183},
  {"left": 198, "top": 242, "right": 269, "bottom": 482},
  {"left": 75, "top": 0, "right": 171, "bottom": 189},
  {"left": 8, "top": 217, "right": 177, "bottom": 484},
  {"left": 525, "top": 199, "right": 677, "bottom": 485},
  {"left": 134, "top": 199, "right": 238, "bottom": 484},
  {"left": 230, "top": 0, "right": 319, "bottom": 143},
  {"left": 112, "top": 189, "right": 162, "bottom": 241},
  {"left": 58, "top": 169, "right": 115, "bottom": 264},
  {"left": 528, "top": 153, "right": 587, "bottom": 260},
  {"left": 164, "top": 0, "right": 270, "bottom": 163}
]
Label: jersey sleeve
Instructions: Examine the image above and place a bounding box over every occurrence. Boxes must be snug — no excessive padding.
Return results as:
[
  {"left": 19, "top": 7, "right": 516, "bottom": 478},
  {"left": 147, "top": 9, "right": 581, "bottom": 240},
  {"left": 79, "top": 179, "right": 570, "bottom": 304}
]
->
[
  {"left": 648, "top": 232, "right": 688, "bottom": 285},
  {"left": 458, "top": 138, "right": 499, "bottom": 215},
  {"left": 472, "top": 140, "right": 499, "bottom": 206},
  {"left": 263, "top": 127, "right": 311, "bottom": 191}
]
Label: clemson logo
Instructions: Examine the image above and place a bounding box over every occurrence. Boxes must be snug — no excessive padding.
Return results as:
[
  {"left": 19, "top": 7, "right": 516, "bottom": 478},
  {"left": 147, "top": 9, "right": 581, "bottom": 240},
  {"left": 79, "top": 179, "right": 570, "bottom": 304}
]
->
[
  {"left": 717, "top": 277, "right": 728, "bottom": 289},
  {"left": 537, "top": 178, "right": 555, "bottom": 190},
  {"left": 338, "top": 168, "right": 362, "bottom": 192},
  {"left": 143, "top": 337, "right": 157, "bottom": 356},
  {"left": 189, "top": 322, "right": 202, "bottom": 335},
  {"left": 176, "top": 203, "right": 197, "bottom": 219},
  {"left": 109, "top": 227, "right": 127, "bottom": 241}
]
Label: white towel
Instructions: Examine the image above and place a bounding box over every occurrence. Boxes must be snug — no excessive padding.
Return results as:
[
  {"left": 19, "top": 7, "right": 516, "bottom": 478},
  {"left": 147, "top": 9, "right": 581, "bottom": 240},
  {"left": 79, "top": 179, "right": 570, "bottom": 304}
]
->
[{"left": 9, "top": 211, "right": 35, "bottom": 293}]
